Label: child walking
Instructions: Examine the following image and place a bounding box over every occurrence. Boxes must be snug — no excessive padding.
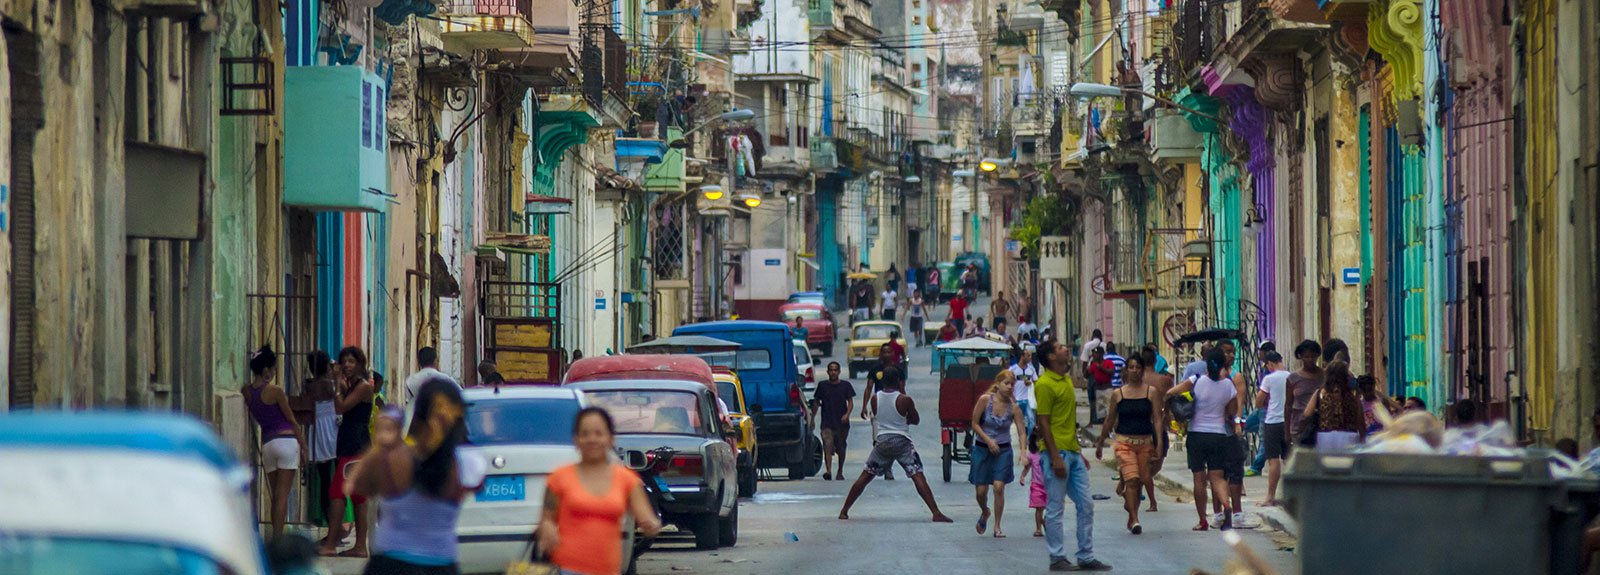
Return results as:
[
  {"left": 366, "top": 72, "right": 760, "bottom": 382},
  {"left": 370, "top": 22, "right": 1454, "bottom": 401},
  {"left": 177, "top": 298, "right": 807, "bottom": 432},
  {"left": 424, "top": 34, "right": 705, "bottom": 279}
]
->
[{"left": 1020, "top": 430, "right": 1047, "bottom": 537}]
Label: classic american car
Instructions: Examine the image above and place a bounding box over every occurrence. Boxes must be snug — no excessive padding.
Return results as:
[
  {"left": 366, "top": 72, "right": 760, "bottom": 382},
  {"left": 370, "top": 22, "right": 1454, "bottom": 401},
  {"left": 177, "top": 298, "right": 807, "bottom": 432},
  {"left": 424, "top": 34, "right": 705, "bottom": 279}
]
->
[{"left": 565, "top": 355, "right": 741, "bottom": 550}]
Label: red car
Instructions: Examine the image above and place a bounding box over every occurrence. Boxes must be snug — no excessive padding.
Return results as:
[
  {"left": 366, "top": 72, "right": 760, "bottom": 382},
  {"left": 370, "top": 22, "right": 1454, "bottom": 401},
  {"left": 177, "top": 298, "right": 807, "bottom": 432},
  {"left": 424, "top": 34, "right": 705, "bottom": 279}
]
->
[{"left": 779, "top": 302, "right": 835, "bottom": 356}]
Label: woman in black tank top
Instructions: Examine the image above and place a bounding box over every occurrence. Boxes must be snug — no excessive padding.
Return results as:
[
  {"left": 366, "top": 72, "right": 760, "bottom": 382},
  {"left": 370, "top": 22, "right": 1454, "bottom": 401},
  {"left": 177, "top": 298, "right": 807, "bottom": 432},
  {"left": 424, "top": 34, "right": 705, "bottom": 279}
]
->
[{"left": 1092, "top": 354, "right": 1166, "bottom": 534}]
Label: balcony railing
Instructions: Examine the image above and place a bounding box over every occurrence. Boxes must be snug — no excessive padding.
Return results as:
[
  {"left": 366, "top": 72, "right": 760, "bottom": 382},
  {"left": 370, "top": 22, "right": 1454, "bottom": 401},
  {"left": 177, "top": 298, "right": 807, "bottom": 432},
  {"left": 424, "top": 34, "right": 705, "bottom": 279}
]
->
[
  {"left": 809, "top": 0, "right": 839, "bottom": 33},
  {"left": 1176, "top": 0, "right": 1225, "bottom": 75},
  {"left": 810, "top": 137, "right": 838, "bottom": 171},
  {"left": 439, "top": 0, "right": 534, "bottom": 51}
]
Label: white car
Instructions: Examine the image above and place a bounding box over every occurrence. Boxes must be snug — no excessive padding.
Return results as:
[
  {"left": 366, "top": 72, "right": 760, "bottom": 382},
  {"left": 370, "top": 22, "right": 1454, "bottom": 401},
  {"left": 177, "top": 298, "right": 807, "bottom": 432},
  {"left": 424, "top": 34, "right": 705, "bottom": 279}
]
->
[
  {"left": 794, "top": 338, "right": 817, "bottom": 394},
  {"left": 456, "top": 386, "right": 637, "bottom": 575}
]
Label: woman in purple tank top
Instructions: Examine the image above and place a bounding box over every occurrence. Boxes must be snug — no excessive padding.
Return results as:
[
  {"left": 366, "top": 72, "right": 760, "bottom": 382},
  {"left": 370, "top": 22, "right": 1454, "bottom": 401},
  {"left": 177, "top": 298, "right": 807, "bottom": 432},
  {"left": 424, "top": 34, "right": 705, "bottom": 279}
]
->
[{"left": 246, "top": 345, "right": 307, "bottom": 539}]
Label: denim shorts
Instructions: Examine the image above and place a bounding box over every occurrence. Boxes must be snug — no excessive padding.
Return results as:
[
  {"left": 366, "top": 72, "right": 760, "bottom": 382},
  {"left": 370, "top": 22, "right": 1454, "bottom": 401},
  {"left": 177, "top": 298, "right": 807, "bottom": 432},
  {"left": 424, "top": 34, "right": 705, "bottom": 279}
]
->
[{"left": 968, "top": 443, "right": 1015, "bottom": 485}]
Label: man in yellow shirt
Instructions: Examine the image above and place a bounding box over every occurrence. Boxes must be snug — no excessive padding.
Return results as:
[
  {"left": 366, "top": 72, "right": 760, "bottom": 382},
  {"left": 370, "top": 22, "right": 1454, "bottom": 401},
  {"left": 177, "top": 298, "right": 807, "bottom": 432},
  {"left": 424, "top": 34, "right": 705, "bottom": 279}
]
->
[{"left": 1034, "top": 339, "right": 1111, "bottom": 571}]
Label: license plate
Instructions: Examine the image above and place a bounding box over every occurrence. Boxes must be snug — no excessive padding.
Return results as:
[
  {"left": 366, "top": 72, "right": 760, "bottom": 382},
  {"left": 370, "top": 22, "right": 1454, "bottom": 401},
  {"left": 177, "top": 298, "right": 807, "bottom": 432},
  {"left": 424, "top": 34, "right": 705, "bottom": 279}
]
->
[{"left": 476, "top": 475, "right": 526, "bottom": 502}]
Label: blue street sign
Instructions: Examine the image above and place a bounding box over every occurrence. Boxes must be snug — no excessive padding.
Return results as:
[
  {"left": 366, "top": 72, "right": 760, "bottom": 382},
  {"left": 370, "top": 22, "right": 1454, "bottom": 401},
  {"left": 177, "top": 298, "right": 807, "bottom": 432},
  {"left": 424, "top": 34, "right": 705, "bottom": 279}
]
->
[
  {"left": 595, "top": 298, "right": 607, "bottom": 310},
  {"left": 764, "top": 258, "right": 781, "bottom": 266},
  {"left": 1341, "top": 267, "right": 1361, "bottom": 285}
]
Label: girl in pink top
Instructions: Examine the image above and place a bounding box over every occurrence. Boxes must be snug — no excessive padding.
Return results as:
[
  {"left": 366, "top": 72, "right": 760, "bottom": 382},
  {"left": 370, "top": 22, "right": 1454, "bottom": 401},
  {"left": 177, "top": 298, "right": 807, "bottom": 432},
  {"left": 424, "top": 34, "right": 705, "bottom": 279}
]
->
[{"left": 1020, "top": 430, "right": 1047, "bottom": 537}]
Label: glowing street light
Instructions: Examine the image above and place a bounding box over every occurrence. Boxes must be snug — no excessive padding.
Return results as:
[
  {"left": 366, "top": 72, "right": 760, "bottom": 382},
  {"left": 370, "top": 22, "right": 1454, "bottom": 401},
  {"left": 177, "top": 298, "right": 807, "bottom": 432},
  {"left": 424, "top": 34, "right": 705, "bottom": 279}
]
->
[
  {"left": 701, "top": 184, "right": 724, "bottom": 201},
  {"left": 741, "top": 193, "right": 762, "bottom": 208},
  {"left": 980, "top": 160, "right": 999, "bottom": 172}
]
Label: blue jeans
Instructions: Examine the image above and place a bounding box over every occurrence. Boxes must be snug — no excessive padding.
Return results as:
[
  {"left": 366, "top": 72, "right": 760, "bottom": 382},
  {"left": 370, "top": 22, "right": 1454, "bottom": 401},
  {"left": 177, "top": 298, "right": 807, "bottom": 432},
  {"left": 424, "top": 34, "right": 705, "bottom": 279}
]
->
[
  {"left": 1251, "top": 440, "right": 1267, "bottom": 473},
  {"left": 1018, "top": 400, "right": 1035, "bottom": 437},
  {"left": 1044, "top": 450, "right": 1095, "bottom": 563}
]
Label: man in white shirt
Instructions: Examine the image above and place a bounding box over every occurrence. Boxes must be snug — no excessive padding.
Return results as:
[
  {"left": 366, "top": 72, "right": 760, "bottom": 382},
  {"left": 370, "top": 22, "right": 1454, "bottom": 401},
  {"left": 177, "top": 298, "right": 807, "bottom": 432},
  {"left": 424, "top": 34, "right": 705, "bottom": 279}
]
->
[
  {"left": 405, "top": 347, "right": 460, "bottom": 425},
  {"left": 1253, "top": 351, "right": 1290, "bottom": 507},
  {"left": 880, "top": 287, "right": 899, "bottom": 321},
  {"left": 1011, "top": 346, "right": 1040, "bottom": 436},
  {"left": 1078, "top": 329, "right": 1103, "bottom": 379}
]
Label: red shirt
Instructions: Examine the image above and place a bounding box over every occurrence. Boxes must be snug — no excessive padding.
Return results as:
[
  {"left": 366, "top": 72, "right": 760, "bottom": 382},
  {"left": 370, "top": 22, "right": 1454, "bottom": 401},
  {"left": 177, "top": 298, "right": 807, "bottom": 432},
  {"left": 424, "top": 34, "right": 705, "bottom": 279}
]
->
[
  {"left": 949, "top": 297, "right": 968, "bottom": 321},
  {"left": 884, "top": 341, "right": 906, "bottom": 365},
  {"left": 1088, "top": 359, "right": 1117, "bottom": 388}
]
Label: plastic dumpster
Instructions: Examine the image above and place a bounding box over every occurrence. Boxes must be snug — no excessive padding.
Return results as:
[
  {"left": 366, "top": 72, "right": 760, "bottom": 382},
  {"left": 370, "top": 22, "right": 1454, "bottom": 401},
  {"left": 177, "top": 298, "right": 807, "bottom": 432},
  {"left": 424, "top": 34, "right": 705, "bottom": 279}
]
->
[{"left": 1281, "top": 451, "right": 1592, "bottom": 575}]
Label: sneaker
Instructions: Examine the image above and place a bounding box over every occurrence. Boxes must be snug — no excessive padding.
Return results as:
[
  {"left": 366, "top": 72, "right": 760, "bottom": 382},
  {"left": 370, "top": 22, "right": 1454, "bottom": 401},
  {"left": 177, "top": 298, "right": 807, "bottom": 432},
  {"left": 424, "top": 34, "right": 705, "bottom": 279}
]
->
[
  {"left": 1049, "top": 559, "right": 1076, "bottom": 572},
  {"left": 1244, "top": 468, "right": 1261, "bottom": 477},
  {"left": 1213, "top": 512, "right": 1226, "bottom": 526},
  {"left": 1076, "top": 559, "right": 1113, "bottom": 571},
  {"left": 1231, "top": 512, "right": 1260, "bottom": 529}
]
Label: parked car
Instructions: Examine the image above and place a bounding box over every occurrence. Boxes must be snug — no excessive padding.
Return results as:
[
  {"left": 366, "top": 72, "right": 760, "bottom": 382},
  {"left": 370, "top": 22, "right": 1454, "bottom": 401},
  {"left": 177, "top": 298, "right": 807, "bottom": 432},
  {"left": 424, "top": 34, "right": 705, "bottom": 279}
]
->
[
  {"left": 0, "top": 412, "right": 297, "bottom": 575},
  {"left": 953, "top": 252, "right": 992, "bottom": 294},
  {"left": 780, "top": 302, "right": 836, "bottom": 356},
  {"left": 847, "top": 320, "right": 908, "bottom": 378},
  {"left": 794, "top": 339, "right": 817, "bottom": 393},
  {"left": 454, "top": 386, "right": 639, "bottom": 575},
  {"left": 674, "top": 321, "right": 821, "bottom": 480},
  {"left": 787, "top": 291, "right": 827, "bottom": 306},
  {"left": 712, "top": 367, "right": 759, "bottom": 497},
  {"left": 566, "top": 355, "right": 740, "bottom": 550}
]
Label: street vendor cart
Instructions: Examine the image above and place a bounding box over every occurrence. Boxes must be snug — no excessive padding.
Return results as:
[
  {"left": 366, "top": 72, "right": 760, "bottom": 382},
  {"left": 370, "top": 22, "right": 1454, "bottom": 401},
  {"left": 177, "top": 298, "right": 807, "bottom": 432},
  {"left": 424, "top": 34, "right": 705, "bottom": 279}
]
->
[{"left": 935, "top": 337, "right": 1015, "bottom": 482}]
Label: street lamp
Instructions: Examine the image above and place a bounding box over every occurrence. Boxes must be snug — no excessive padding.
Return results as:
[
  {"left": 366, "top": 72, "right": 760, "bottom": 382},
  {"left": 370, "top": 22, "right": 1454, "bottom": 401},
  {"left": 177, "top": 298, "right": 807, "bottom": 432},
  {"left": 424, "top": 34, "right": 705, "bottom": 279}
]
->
[
  {"left": 1067, "top": 82, "right": 1227, "bottom": 124},
  {"left": 701, "top": 184, "right": 724, "bottom": 201},
  {"left": 669, "top": 109, "right": 759, "bottom": 147},
  {"left": 980, "top": 160, "right": 999, "bottom": 172},
  {"left": 741, "top": 193, "right": 762, "bottom": 208}
]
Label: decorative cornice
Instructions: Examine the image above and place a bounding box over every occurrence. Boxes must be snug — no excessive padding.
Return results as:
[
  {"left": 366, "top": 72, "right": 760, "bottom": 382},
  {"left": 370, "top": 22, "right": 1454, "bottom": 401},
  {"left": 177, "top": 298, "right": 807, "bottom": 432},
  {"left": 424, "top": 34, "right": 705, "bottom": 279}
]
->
[
  {"left": 1243, "top": 54, "right": 1302, "bottom": 111},
  {"left": 1368, "top": 0, "right": 1424, "bottom": 102}
]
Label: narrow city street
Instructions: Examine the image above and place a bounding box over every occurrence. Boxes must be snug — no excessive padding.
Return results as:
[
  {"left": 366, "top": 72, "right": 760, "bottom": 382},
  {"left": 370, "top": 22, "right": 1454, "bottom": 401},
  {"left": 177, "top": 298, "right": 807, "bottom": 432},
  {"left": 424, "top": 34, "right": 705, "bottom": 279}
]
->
[{"left": 630, "top": 323, "right": 1297, "bottom": 574}]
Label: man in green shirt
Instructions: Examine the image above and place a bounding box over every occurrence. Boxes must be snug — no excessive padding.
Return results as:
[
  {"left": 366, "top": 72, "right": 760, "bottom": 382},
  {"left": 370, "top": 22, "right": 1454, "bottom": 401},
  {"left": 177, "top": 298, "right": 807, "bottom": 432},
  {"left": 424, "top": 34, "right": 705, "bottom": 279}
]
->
[{"left": 1034, "top": 339, "right": 1111, "bottom": 571}]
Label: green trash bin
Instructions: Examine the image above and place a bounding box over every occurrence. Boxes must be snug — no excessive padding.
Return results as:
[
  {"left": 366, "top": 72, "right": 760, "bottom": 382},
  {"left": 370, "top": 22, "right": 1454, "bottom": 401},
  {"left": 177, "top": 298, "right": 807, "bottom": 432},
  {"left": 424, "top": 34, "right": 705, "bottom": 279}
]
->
[{"left": 1282, "top": 451, "right": 1588, "bottom": 575}]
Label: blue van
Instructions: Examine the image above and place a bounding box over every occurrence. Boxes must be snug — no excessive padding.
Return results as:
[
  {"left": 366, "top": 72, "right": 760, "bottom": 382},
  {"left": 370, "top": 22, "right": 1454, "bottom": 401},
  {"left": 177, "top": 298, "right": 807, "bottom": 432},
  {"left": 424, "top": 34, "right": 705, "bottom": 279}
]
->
[{"left": 674, "top": 320, "right": 819, "bottom": 479}]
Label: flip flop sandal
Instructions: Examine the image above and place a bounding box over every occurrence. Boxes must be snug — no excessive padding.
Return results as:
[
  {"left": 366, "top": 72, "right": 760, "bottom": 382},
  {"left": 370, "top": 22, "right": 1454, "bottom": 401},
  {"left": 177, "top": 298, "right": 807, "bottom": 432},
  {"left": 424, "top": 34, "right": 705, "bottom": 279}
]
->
[
  {"left": 977, "top": 513, "right": 989, "bottom": 535},
  {"left": 1130, "top": 523, "right": 1143, "bottom": 535}
]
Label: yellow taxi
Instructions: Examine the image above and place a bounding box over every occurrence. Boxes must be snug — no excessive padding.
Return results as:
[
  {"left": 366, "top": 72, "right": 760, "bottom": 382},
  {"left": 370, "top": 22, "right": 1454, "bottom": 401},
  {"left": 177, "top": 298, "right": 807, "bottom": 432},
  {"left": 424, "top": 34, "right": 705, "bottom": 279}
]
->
[
  {"left": 712, "top": 368, "right": 759, "bottom": 497},
  {"left": 847, "top": 320, "right": 908, "bottom": 378}
]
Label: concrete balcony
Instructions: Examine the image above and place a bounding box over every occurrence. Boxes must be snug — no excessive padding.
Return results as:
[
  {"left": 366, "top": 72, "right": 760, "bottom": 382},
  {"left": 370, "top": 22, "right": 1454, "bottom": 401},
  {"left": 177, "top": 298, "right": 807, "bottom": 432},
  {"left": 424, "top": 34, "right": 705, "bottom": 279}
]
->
[
  {"left": 439, "top": 0, "right": 536, "bottom": 52},
  {"left": 809, "top": 137, "right": 838, "bottom": 173},
  {"left": 809, "top": 0, "right": 849, "bottom": 43},
  {"left": 1147, "top": 109, "right": 1203, "bottom": 162}
]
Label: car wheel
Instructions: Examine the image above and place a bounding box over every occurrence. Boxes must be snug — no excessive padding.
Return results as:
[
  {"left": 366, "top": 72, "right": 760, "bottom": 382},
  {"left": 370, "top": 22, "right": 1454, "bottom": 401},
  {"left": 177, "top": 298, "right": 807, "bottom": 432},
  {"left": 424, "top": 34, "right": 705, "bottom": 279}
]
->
[
  {"left": 718, "top": 503, "right": 739, "bottom": 547},
  {"left": 807, "top": 437, "right": 824, "bottom": 477},
  {"left": 942, "top": 442, "right": 954, "bottom": 483},
  {"left": 738, "top": 465, "right": 757, "bottom": 497},
  {"left": 694, "top": 512, "right": 721, "bottom": 550}
]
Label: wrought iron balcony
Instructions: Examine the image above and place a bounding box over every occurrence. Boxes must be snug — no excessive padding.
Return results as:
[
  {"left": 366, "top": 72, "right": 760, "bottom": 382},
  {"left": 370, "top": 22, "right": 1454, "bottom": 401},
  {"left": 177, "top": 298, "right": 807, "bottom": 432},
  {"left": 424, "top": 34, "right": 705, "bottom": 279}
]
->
[{"left": 439, "top": 0, "right": 535, "bottom": 52}]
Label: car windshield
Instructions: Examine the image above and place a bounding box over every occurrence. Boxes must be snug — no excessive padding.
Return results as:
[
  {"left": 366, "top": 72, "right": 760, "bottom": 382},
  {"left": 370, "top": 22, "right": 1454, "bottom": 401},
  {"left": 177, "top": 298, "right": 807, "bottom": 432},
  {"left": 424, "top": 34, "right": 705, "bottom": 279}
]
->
[
  {"left": 735, "top": 349, "right": 771, "bottom": 370},
  {"left": 715, "top": 382, "right": 742, "bottom": 412},
  {"left": 793, "top": 345, "right": 811, "bottom": 365},
  {"left": 0, "top": 537, "right": 228, "bottom": 575},
  {"left": 782, "top": 309, "right": 824, "bottom": 321},
  {"left": 854, "top": 324, "right": 900, "bottom": 340},
  {"left": 693, "top": 351, "right": 738, "bottom": 369},
  {"left": 585, "top": 390, "right": 706, "bottom": 434},
  {"left": 466, "top": 397, "right": 581, "bottom": 445}
]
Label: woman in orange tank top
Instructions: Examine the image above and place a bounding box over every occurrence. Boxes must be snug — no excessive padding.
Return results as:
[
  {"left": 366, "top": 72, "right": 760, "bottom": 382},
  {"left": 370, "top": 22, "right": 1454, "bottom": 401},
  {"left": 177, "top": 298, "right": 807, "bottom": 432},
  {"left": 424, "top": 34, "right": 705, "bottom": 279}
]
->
[{"left": 539, "top": 408, "right": 662, "bottom": 575}]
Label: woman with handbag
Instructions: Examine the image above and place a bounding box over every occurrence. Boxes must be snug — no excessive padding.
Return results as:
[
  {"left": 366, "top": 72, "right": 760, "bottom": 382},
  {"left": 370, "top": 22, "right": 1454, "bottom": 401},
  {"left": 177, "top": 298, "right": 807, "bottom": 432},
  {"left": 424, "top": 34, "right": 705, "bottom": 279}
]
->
[
  {"left": 537, "top": 408, "right": 662, "bottom": 575},
  {"left": 1165, "top": 347, "right": 1238, "bottom": 531},
  {"left": 347, "top": 377, "right": 486, "bottom": 575},
  {"left": 1301, "top": 361, "right": 1366, "bottom": 451}
]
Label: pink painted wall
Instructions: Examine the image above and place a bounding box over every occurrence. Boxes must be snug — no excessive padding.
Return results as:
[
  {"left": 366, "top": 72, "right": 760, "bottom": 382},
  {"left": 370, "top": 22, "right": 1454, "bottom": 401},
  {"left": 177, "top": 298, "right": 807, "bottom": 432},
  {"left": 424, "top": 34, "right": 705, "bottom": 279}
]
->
[{"left": 1442, "top": 0, "right": 1515, "bottom": 410}]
